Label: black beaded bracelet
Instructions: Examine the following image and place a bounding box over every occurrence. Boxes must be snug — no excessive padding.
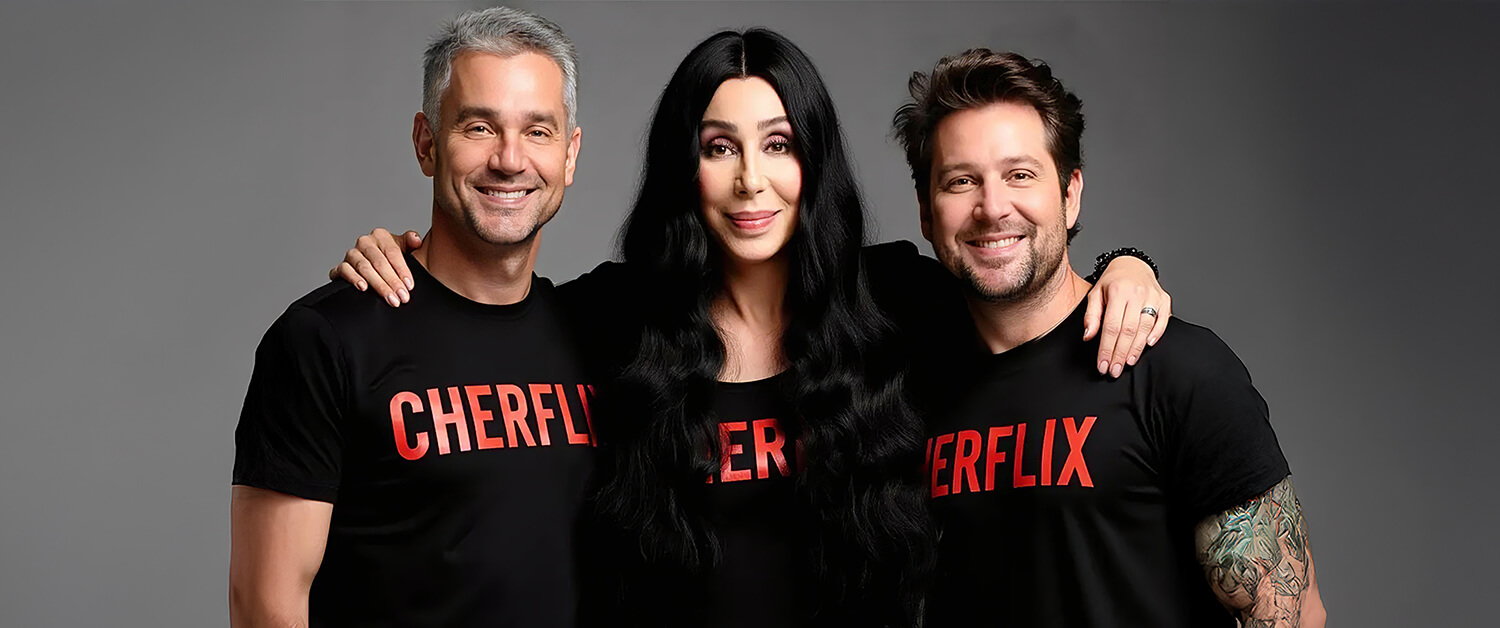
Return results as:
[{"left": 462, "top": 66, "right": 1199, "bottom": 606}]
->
[{"left": 1084, "top": 247, "right": 1159, "bottom": 283}]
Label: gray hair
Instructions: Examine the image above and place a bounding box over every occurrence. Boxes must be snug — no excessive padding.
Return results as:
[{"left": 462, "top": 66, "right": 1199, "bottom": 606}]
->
[{"left": 423, "top": 6, "right": 579, "bottom": 134}]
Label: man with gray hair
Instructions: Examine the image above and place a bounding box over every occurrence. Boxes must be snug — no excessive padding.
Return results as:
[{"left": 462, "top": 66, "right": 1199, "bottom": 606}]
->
[{"left": 229, "top": 7, "right": 591, "bottom": 626}]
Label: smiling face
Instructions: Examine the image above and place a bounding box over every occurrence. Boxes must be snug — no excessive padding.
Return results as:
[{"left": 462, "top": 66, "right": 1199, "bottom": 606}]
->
[
  {"left": 921, "top": 101, "right": 1082, "bottom": 302},
  {"left": 697, "top": 77, "right": 802, "bottom": 267},
  {"left": 415, "top": 51, "right": 580, "bottom": 247}
]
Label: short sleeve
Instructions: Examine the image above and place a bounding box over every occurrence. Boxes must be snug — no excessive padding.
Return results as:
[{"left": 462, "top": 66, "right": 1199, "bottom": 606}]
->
[
  {"left": 1149, "top": 329, "right": 1290, "bottom": 519},
  {"left": 231, "top": 305, "right": 348, "bottom": 503}
]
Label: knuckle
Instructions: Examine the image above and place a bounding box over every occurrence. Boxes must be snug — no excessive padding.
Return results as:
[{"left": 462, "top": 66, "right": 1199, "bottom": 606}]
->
[
  {"left": 1101, "top": 321, "right": 1123, "bottom": 335},
  {"left": 373, "top": 227, "right": 391, "bottom": 237}
]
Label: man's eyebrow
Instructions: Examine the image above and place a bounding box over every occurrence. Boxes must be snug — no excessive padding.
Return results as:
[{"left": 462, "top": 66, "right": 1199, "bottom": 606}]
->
[
  {"left": 1001, "top": 155, "right": 1046, "bottom": 169},
  {"left": 935, "top": 156, "right": 1047, "bottom": 178},
  {"left": 454, "top": 106, "right": 498, "bottom": 123},
  {"left": 524, "top": 111, "right": 560, "bottom": 128},
  {"left": 935, "top": 162, "right": 979, "bottom": 179},
  {"left": 452, "top": 107, "right": 561, "bottom": 129}
]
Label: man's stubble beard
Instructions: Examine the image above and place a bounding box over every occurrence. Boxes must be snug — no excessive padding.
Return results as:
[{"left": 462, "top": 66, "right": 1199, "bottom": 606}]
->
[
  {"left": 442, "top": 188, "right": 559, "bottom": 248},
  {"left": 953, "top": 221, "right": 1067, "bottom": 304}
]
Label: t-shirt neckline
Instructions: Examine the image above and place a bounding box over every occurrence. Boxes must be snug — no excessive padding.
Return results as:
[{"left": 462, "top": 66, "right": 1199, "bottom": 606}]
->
[{"left": 406, "top": 251, "right": 545, "bottom": 320}]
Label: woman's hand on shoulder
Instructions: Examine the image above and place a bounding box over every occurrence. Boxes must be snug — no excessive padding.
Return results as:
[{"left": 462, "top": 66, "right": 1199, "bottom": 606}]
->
[
  {"left": 328, "top": 228, "right": 423, "bottom": 307},
  {"left": 1083, "top": 256, "right": 1172, "bottom": 378}
]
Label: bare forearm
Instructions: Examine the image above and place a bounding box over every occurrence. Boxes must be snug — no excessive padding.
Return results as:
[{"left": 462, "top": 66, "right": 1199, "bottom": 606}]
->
[{"left": 1195, "top": 476, "right": 1311, "bottom": 628}]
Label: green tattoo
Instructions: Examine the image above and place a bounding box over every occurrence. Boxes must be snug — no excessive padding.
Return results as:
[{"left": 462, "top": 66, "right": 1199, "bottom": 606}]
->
[{"left": 1195, "top": 476, "right": 1309, "bottom": 628}]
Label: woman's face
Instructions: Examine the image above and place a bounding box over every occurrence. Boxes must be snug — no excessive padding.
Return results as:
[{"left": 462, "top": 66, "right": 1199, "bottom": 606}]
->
[{"left": 698, "top": 77, "right": 802, "bottom": 267}]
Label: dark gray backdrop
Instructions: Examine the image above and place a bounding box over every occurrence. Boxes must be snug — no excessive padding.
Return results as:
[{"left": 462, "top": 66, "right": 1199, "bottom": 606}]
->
[{"left": 1, "top": 1, "right": 1494, "bottom": 625}]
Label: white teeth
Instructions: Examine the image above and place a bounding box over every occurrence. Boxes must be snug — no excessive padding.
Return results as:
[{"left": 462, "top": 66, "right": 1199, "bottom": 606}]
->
[
  {"left": 484, "top": 190, "right": 528, "bottom": 199},
  {"left": 975, "top": 237, "right": 1019, "bottom": 248}
]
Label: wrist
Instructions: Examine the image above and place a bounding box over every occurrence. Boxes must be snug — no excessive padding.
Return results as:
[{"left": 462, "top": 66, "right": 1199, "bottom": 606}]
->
[{"left": 1085, "top": 247, "right": 1158, "bottom": 283}]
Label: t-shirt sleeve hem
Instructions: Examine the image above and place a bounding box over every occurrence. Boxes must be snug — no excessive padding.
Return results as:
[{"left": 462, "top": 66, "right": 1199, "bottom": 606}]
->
[
  {"left": 1190, "top": 465, "right": 1291, "bottom": 522},
  {"left": 232, "top": 474, "right": 339, "bottom": 504}
]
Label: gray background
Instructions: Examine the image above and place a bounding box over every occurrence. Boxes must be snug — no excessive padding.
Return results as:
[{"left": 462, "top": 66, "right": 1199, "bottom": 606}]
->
[{"left": 1, "top": 0, "right": 1494, "bottom": 625}]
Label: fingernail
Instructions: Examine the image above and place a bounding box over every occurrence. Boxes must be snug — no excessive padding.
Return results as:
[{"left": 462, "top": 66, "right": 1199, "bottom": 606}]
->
[
  {"left": 1148, "top": 336, "right": 1158, "bottom": 346},
  {"left": 405, "top": 277, "right": 414, "bottom": 291},
  {"left": 1111, "top": 363, "right": 1123, "bottom": 378},
  {"left": 1127, "top": 355, "right": 1138, "bottom": 366},
  {"left": 1098, "top": 360, "right": 1109, "bottom": 374},
  {"left": 357, "top": 280, "right": 367, "bottom": 291},
  {"left": 387, "top": 294, "right": 400, "bottom": 308},
  {"left": 399, "top": 288, "right": 410, "bottom": 303}
]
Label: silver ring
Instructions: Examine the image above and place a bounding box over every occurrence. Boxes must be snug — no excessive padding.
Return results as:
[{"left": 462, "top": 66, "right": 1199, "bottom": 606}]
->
[{"left": 1141, "top": 306, "right": 1159, "bottom": 318}]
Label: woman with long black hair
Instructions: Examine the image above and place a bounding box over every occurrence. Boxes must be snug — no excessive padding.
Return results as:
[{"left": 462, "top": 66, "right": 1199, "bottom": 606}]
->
[
  {"left": 330, "top": 28, "right": 1168, "bottom": 628},
  {"left": 584, "top": 29, "right": 931, "bottom": 628}
]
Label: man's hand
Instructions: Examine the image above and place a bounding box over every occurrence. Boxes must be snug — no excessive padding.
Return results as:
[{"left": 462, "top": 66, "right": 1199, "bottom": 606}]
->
[
  {"left": 1194, "top": 476, "right": 1313, "bottom": 628},
  {"left": 328, "top": 228, "right": 424, "bottom": 307},
  {"left": 1082, "top": 255, "right": 1171, "bottom": 377},
  {"left": 229, "top": 486, "right": 333, "bottom": 627}
]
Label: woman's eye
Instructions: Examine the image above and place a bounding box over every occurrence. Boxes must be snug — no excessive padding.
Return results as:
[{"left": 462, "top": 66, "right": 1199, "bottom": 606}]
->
[
  {"left": 704, "top": 142, "right": 736, "bottom": 157},
  {"left": 766, "top": 139, "right": 791, "bottom": 154}
]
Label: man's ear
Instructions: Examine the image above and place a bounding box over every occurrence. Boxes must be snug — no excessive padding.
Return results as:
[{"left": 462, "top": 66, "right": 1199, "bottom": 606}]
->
[
  {"left": 564, "top": 125, "right": 581, "bottom": 187},
  {"left": 1064, "top": 169, "right": 1083, "bottom": 229},
  {"left": 413, "top": 112, "right": 437, "bottom": 177},
  {"left": 918, "top": 188, "right": 934, "bottom": 243}
]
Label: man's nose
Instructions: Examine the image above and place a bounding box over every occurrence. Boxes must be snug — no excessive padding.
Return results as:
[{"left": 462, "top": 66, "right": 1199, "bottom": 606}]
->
[
  {"left": 972, "top": 182, "right": 1014, "bottom": 222},
  {"left": 488, "top": 136, "right": 525, "bottom": 175}
]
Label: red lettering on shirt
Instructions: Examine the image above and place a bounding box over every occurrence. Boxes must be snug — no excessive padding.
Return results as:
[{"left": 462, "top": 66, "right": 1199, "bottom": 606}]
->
[
  {"left": 931, "top": 433, "right": 955, "bottom": 498},
  {"left": 466, "top": 385, "right": 505, "bottom": 450},
  {"left": 577, "top": 384, "right": 597, "bottom": 446},
  {"left": 1040, "top": 418, "right": 1056, "bottom": 486},
  {"left": 555, "top": 384, "right": 590, "bottom": 446},
  {"left": 752, "top": 418, "right": 790, "bottom": 479},
  {"left": 1058, "top": 416, "right": 1096, "bottom": 488},
  {"left": 389, "top": 391, "right": 429, "bottom": 461},
  {"left": 1012, "top": 422, "right": 1037, "bottom": 488},
  {"left": 719, "top": 421, "right": 752, "bottom": 482},
  {"left": 952, "top": 430, "right": 983, "bottom": 495},
  {"left": 385, "top": 381, "right": 594, "bottom": 461},
  {"left": 426, "top": 387, "right": 471, "bottom": 455},
  {"left": 528, "top": 384, "right": 556, "bottom": 446},
  {"left": 497, "top": 384, "right": 536, "bottom": 448},
  {"left": 983, "top": 426, "right": 1012, "bottom": 491},
  {"left": 927, "top": 414, "right": 1099, "bottom": 498}
]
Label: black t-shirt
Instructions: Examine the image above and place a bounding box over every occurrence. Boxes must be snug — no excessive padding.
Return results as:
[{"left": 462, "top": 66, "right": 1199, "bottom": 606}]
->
[
  {"left": 233, "top": 254, "right": 597, "bottom": 628},
  {"left": 917, "top": 299, "right": 1291, "bottom": 628},
  {"left": 700, "top": 375, "right": 812, "bottom": 628},
  {"left": 563, "top": 262, "right": 822, "bottom": 627}
]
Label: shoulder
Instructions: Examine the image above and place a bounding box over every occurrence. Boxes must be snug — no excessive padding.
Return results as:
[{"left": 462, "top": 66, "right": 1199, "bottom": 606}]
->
[
  {"left": 560, "top": 260, "right": 640, "bottom": 303},
  {"left": 862, "top": 241, "right": 967, "bottom": 330},
  {"left": 862, "top": 241, "right": 949, "bottom": 282},
  {"left": 1137, "top": 317, "right": 1253, "bottom": 381},
  {"left": 260, "top": 281, "right": 388, "bottom": 349}
]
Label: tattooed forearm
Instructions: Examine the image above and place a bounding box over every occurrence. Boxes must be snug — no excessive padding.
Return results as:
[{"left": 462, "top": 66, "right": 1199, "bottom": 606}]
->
[{"left": 1194, "top": 476, "right": 1309, "bottom": 628}]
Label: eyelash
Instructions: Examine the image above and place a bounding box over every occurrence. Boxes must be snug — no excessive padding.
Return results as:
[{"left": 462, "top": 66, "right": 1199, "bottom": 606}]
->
[{"left": 702, "top": 135, "right": 792, "bottom": 158}]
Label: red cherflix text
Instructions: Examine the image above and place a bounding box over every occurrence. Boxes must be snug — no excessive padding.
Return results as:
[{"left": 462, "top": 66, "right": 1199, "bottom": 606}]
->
[
  {"left": 925, "top": 416, "right": 1096, "bottom": 498},
  {"left": 388, "top": 383, "right": 597, "bottom": 460}
]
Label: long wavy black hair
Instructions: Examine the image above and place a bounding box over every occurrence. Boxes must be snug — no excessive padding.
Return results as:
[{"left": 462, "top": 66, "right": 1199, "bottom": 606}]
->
[{"left": 594, "top": 28, "right": 931, "bottom": 626}]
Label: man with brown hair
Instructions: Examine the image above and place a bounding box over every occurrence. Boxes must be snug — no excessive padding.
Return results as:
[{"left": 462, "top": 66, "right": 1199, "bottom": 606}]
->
[{"left": 893, "top": 49, "right": 1325, "bottom": 628}]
